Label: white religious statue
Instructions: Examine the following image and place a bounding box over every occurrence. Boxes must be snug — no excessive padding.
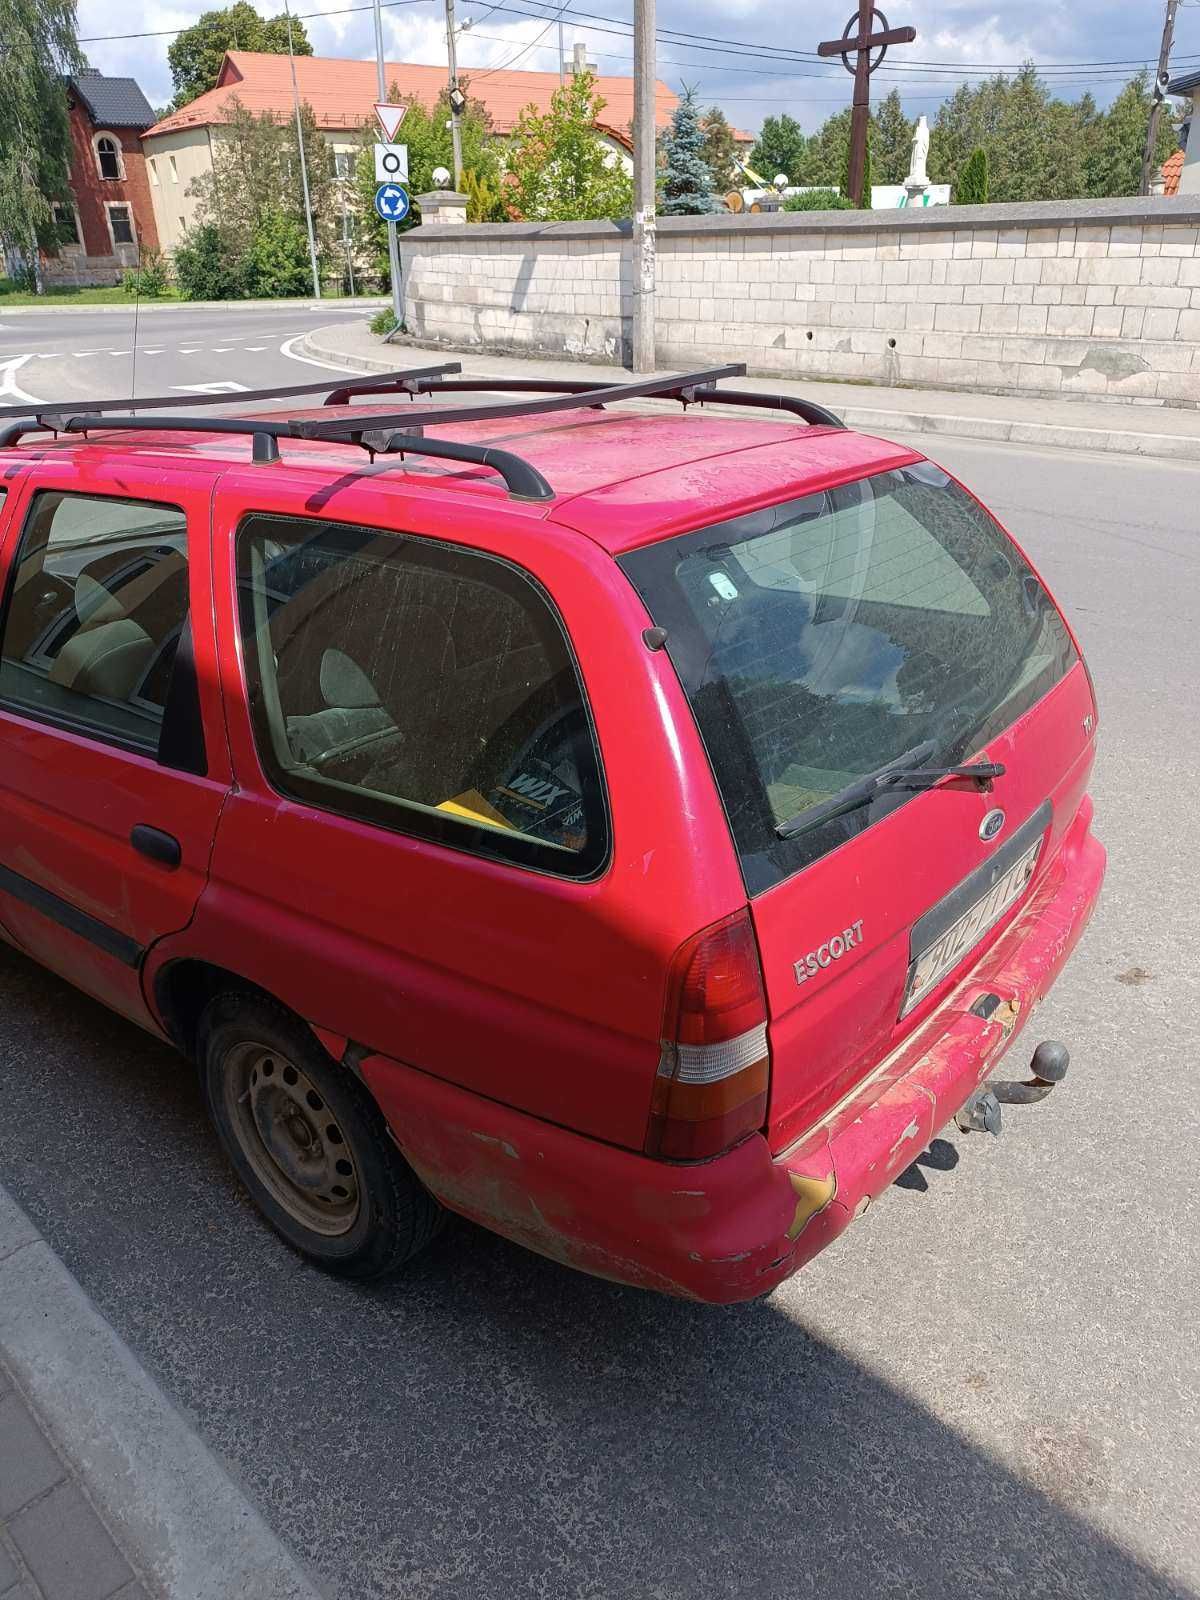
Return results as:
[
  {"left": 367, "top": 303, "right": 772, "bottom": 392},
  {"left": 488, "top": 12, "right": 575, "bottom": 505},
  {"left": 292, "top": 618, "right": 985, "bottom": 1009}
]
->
[{"left": 906, "top": 116, "right": 931, "bottom": 193}]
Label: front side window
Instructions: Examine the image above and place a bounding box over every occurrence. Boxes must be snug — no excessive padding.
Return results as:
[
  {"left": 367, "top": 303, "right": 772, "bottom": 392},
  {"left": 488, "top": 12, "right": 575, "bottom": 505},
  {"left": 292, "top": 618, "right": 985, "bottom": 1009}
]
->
[
  {"left": 0, "top": 492, "right": 191, "bottom": 755},
  {"left": 52, "top": 202, "right": 81, "bottom": 249},
  {"left": 95, "top": 135, "right": 121, "bottom": 180},
  {"left": 237, "top": 515, "right": 608, "bottom": 878},
  {"left": 621, "top": 464, "right": 1077, "bottom": 894}
]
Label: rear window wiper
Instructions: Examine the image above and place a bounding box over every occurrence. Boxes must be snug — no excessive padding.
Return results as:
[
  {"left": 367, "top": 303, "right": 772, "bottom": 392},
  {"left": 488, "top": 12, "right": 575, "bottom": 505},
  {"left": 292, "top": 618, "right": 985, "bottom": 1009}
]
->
[{"left": 774, "top": 742, "right": 1005, "bottom": 842}]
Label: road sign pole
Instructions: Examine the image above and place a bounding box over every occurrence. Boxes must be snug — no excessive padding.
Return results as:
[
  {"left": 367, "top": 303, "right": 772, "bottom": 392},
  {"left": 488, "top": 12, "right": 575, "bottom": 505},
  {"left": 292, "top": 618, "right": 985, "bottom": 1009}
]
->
[
  {"left": 373, "top": 0, "right": 404, "bottom": 330},
  {"left": 284, "top": 0, "right": 321, "bottom": 298}
]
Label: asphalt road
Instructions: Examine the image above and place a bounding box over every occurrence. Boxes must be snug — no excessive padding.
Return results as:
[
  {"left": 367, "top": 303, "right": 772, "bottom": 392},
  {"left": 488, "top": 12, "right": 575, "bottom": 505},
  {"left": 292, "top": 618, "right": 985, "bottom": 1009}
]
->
[
  {"left": 0, "top": 301, "right": 376, "bottom": 410},
  {"left": 0, "top": 314, "right": 1196, "bottom": 1600}
]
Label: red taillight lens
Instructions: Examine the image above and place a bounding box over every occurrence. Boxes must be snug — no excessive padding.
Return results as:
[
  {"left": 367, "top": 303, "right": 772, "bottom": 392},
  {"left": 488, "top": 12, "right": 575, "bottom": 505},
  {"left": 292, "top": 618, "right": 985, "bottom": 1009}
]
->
[{"left": 646, "top": 910, "right": 770, "bottom": 1161}]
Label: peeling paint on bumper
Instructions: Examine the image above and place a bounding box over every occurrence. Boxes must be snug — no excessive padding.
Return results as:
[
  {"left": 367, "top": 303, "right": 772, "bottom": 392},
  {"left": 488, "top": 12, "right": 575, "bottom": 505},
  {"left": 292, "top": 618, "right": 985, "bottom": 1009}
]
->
[{"left": 361, "top": 808, "right": 1105, "bottom": 1305}]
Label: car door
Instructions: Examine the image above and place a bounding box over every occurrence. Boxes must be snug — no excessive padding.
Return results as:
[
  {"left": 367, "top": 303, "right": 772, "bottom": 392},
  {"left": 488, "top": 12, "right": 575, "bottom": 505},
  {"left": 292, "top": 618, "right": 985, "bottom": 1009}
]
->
[{"left": 0, "top": 457, "right": 232, "bottom": 1030}]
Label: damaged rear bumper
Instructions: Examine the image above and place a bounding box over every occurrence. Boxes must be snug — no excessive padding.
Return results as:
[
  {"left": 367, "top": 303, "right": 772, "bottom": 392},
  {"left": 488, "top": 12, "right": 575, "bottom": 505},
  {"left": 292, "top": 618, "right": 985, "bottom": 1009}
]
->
[{"left": 362, "top": 803, "right": 1105, "bottom": 1304}]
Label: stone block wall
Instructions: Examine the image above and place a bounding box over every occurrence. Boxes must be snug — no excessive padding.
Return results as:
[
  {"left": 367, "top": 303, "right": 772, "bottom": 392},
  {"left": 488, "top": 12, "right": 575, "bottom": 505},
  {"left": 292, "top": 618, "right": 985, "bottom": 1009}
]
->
[{"left": 399, "top": 196, "right": 1200, "bottom": 406}]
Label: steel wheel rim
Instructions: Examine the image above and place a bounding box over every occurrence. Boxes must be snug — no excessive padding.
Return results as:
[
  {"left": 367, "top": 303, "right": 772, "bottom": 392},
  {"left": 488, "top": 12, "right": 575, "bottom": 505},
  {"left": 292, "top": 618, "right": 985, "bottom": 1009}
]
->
[{"left": 222, "top": 1041, "right": 361, "bottom": 1237}]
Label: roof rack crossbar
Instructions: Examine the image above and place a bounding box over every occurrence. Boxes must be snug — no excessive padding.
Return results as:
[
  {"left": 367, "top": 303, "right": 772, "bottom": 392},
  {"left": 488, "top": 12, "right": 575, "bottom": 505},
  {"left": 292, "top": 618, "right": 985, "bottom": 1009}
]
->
[
  {"left": 296, "top": 364, "right": 748, "bottom": 437},
  {"left": 0, "top": 363, "right": 463, "bottom": 423}
]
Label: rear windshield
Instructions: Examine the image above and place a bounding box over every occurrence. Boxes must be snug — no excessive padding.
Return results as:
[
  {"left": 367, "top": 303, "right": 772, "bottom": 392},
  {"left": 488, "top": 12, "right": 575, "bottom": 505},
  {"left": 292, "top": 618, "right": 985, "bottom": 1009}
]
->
[{"left": 620, "top": 463, "right": 1077, "bottom": 894}]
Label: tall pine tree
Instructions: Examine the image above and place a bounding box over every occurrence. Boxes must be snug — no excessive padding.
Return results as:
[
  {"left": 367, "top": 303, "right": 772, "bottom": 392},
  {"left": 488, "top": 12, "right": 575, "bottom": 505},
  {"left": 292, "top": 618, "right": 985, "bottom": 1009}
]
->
[{"left": 660, "top": 86, "right": 717, "bottom": 215}]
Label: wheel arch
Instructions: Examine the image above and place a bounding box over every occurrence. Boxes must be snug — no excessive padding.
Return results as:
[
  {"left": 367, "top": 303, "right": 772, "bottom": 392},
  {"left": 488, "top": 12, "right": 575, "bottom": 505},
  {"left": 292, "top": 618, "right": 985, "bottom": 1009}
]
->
[{"left": 153, "top": 958, "right": 296, "bottom": 1063}]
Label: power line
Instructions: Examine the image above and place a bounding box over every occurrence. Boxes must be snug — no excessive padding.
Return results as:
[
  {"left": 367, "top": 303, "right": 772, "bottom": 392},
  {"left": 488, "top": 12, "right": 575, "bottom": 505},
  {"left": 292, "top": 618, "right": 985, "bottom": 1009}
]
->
[{"left": 78, "top": 0, "right": 1200, "bottom": 82}]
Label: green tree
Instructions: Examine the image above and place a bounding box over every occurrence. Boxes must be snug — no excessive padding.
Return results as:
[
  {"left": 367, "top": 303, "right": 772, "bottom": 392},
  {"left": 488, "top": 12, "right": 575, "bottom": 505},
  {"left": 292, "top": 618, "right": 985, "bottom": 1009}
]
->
[
  {"left": 173, "top": 222, "right": 248, "bottom": 299},
  {"left": 955, "top": 145, "right": 989, "bottom": 204},
  {"left": 749, "top": 113, "right": 806, "bottom": 182},
  {"left": 1086, "top": 73, "right": 1177, "bottom": 197},
  {"left": 794, "top": 107, "right": 853, "bottom": 187},
  {"left": 0, "top": 0, "right": 83, "bottom": 291},
  {"left": 244, "top": 208, "right": 311, "bottom": 296},
  {"left": 167, "top": 1, "right": 312, "bottom": 109},
  {"left": 503, "top": 72, "right": 632, "bottom": 222},
  {"left": 189, "top": 96, "right": 338, "bottom": 286},
  {"left": 873, "top": 89, "right": 913, "bottom": 185},
  {"left": 659, "top": 86, "right": 716, "bottom": 214},
  {"left": 699, "top": 106, "right": 739, "bottom": 192}
]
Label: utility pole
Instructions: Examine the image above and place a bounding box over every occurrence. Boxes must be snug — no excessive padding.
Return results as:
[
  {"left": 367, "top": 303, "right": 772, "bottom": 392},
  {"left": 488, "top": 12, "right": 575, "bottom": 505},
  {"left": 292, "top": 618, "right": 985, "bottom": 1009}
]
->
[
  {"left": 630, "top": 0, "right": 656, "bottom": 373},
  {"left": 558, "top": 19, "right": 565, "bottom": 85},
  {"left": 1140, "top": 0, "right": 1179, "bottom": 196},
  {"left": 444, "top": 0, "right": 464, "bottom": 190},
  {"left": 372, "top": 0, "right": 404, "bottom": 329},
  {"left": 284, "top": 0, "right": 321, "bottom": 298}
]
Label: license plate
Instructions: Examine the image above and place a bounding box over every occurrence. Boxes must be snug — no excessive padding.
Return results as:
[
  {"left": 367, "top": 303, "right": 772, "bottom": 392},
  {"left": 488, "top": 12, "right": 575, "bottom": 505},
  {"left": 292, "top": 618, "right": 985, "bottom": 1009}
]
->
[{"left": 902, "top": 840, "right": 1042, "bottom": 1016}]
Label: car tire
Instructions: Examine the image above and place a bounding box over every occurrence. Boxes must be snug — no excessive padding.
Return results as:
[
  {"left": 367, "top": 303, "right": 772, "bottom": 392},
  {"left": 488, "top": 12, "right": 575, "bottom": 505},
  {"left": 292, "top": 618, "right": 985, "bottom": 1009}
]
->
[{"left": 198, "top": 993, "right": 444, "bottom": 1281}]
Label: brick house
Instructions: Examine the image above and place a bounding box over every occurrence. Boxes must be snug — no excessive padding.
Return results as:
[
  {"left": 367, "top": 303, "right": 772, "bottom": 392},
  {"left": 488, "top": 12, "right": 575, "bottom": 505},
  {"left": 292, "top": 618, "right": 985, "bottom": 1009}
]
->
[{"left": 45, "top": 70, "right": 160, "bottom": 286}]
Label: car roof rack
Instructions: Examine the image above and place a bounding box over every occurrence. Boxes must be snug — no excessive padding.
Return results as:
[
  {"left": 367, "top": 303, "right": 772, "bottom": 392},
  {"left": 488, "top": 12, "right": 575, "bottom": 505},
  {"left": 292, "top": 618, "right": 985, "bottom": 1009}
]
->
[
  {"left": 294, "top": 363, "right": 843, "bottom": 437},
  {"left": 0, "top": 364, "right": 845, "bottom": 503},
  {"left": 0, "top": 362, "right": 463, "bottom": 423}
]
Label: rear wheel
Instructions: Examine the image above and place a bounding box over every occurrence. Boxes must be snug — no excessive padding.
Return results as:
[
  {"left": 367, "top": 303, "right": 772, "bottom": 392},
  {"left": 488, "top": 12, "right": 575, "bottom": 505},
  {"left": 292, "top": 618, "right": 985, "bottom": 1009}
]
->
[{"left": 198, "top": 994, "right": 443, "bottom": 1280}]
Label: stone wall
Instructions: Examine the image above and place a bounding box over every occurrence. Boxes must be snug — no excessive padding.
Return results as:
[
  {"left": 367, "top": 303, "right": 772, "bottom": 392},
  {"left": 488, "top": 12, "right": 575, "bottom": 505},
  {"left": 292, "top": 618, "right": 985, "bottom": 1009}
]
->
[{"left": 399, "top": 196, "right": 1200, "bottom": 406}]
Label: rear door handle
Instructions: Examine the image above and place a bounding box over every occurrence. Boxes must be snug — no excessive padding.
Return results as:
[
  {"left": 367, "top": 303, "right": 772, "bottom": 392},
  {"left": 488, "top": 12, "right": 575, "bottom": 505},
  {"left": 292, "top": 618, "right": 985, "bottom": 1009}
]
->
[{"left": 130, "top": 824, "right": 182, "bottom": 870}]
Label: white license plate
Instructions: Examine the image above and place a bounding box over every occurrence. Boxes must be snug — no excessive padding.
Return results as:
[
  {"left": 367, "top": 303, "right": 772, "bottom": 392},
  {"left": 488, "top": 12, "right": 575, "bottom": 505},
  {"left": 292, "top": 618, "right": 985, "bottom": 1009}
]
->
[{"left": 902, "top": 840, "right": 1042, "bottom": 1016}]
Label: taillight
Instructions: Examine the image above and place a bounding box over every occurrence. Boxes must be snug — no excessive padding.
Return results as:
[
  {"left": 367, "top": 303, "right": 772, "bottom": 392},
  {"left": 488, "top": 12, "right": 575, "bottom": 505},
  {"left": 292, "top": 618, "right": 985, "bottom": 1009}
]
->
[{"left": 646, "top": 910, "right": 770, "bottom": 1161}]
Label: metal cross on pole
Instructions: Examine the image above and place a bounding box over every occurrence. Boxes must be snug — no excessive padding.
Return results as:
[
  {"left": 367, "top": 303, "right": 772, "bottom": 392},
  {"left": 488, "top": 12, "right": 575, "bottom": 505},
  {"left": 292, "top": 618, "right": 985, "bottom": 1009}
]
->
[{"left": 818, "top": 3, "right": 916, "bottom": 207}]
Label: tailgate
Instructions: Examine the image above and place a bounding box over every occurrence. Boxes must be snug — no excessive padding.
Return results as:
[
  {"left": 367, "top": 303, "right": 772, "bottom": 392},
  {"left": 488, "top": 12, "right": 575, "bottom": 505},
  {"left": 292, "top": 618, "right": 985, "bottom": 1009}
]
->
[{"left": 753, "top": 662, "right": 1097, "bottom": 1150}]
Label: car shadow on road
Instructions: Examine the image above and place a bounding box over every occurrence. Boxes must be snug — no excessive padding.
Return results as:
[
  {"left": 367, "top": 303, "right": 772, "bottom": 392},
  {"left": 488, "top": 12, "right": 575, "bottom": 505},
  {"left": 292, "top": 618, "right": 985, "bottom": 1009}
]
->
[{"left": 0, "top": 944, "right": 1190, "bottom": 1600}]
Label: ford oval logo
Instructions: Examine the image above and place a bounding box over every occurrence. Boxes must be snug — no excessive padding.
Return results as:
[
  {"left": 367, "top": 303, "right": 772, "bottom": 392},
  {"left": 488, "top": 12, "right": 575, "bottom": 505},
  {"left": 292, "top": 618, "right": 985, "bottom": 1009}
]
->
[{"left": 980, "top": 808, "right": 1006, "bottom": 842}]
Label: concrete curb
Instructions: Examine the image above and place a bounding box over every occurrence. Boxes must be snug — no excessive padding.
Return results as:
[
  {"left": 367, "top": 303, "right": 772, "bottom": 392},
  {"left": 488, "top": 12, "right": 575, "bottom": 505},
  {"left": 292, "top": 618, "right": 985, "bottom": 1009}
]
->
[
  {"left": 0, "top": 1186, "right": 329, "bottom": 1600},
  {"left": 0, "top": 299, "right": 386, "bottom": 317},
  {"left": 298, "top": 329, "right": 1200, "bottom": 464}
]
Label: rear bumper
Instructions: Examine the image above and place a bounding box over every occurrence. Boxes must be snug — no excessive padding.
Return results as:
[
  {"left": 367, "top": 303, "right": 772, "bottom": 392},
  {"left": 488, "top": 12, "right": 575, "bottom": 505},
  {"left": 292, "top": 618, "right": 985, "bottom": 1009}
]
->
[{"left": 362, "top": 801, "right": 1105, "bottom": 1304}]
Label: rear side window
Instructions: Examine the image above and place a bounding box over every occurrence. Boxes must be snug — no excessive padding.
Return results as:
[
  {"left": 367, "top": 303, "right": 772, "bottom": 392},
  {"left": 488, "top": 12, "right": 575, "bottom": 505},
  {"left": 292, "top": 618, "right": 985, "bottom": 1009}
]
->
[
  {"left": 0, "top": 490, "right": 191, "bottom": 756},
  {"left": 621, "top": 464, "right": 1077, "bottom": 894},
  {"left": 237, "top": 514, "right": 608, "bottom": 878}
]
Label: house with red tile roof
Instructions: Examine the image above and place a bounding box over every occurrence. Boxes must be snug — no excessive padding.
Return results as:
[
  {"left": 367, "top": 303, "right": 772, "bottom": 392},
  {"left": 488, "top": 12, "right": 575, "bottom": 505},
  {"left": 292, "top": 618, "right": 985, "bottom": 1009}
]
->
[
  {"left": 1157, "top": 148, "right": 1184, "bottom": 198},
  {"left": 141, "top": 50, "right": 682, "bottom": 252}
]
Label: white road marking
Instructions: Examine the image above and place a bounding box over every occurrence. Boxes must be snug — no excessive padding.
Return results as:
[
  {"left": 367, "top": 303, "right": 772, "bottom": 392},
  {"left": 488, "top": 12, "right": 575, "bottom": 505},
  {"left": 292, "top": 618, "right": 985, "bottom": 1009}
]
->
[
  {"left": 170, "top": 381, "right": 250, "bottom": 394},
  {"left": 107, "top": 350, "right": 131, "bottom": 356},
  {"left": 243, "top": 346, "right": 266, "bottom": 352},
  {"left": 277, "top": 332, "right": 357, "bottom": 373},
  {"left": 0, "top": 354, "right": 44, "bottom": 405},
  {"left": 212, "top": 346, "right": 234, "bottom": 352},
  {"left": 72, "top": 349, "right": 106, "bottom": 356},
  {"left": 178, "top": 347, "right": 201, "bottom": 354},
  {"left": 143, "top": 348, "right": 164, "bottom": 355}
]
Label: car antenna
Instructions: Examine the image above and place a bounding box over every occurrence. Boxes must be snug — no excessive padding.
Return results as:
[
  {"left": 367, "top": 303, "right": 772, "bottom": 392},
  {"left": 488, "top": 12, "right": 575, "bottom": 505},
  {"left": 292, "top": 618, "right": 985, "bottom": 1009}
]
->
[{"left": 128, "top": 241, "right": 142, "bottom": 414}]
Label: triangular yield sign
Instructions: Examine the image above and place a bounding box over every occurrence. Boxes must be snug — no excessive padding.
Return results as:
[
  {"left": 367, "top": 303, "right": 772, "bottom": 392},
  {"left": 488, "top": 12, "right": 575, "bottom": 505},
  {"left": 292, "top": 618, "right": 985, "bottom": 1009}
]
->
[{"left": 375, "top": 102, "right": 407, "bottom": 140}]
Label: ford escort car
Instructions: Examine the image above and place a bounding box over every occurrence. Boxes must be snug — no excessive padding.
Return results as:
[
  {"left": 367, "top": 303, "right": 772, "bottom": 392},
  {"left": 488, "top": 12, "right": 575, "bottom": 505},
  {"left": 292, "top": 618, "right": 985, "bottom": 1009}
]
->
[{"left": 0, "top": 362, "right": 1105, "bottom": 1302}]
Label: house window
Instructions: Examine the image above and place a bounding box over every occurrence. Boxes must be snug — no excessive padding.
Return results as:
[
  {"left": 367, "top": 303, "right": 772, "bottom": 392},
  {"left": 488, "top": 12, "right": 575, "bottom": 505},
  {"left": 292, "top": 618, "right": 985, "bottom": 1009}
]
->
[
  {"left": 51, "top": 203, "right": 82, "bottom": 251},
  {"left": 168, "top": 154, "right": 179, "bottom": 182},
  {"left": 94, "top": 134, "right": 123, "bottom": 181},
  {"left": 333, "top": 150, "right": 354, "bottom": 180},
  {"left": 105, "top": 204, "right": 135, "bottom": 248},
  {"left": 149, "top": 158, "right": 159, "bottom": 186}
]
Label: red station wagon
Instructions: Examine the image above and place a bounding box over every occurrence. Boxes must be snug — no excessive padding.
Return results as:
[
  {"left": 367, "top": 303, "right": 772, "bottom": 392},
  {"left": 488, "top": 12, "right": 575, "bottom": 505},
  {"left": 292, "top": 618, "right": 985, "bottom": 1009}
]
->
[{"left": 0, "top": 363, "right": 1105, "bottom": 1302}]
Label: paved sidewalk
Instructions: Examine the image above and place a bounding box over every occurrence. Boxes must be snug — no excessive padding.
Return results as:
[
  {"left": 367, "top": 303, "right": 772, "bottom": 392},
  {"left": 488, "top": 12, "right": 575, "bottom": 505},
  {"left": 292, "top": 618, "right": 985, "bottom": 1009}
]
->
[
  {"left": 1, "top": 1359, "right": 146, "bottom": 1600},
  {"left": 0, "top": 1188, "right": 328, "bottom": 1600},
  {"left": 303, "top": 319, "right": 1200, "bottom": 463}
]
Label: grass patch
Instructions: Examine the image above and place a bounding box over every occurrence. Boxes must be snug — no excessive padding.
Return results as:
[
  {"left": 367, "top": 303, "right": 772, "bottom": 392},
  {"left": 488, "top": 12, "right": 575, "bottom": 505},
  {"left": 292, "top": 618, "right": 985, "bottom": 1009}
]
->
[{"left": 0, "top": 279, "right": 181, "bottom": 306}]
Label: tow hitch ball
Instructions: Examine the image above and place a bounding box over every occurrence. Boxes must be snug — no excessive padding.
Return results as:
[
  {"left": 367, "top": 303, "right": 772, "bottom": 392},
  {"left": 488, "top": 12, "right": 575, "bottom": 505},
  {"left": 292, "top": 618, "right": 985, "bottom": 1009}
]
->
[{"left": 955, "top": 1040, "right": 1070, "bottom": 1137}]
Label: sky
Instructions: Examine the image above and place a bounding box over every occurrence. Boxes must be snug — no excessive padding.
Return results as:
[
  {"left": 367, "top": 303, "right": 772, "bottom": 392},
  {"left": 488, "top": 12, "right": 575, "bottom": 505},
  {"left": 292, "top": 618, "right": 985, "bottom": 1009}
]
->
[{"left": 76, "top": 0, "right": 1200, "bottom": 134}]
